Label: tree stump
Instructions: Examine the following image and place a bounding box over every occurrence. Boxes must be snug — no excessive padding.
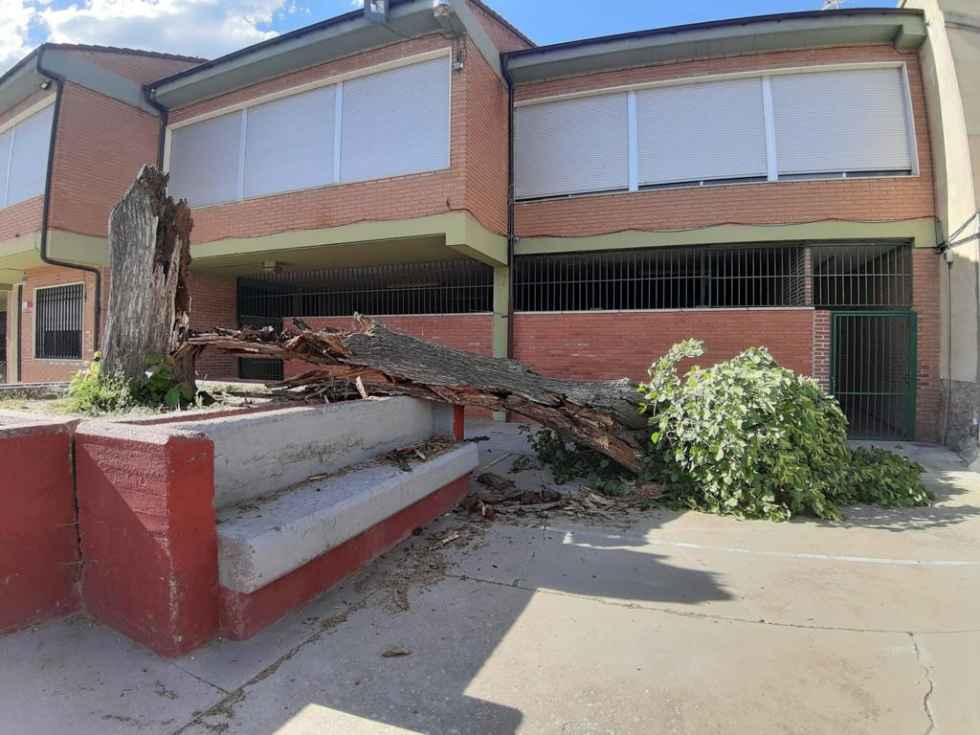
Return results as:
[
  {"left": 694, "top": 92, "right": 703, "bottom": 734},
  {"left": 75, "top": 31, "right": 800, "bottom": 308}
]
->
[{"left": 101, "top": 166, "right": 194, "bottom": 383}]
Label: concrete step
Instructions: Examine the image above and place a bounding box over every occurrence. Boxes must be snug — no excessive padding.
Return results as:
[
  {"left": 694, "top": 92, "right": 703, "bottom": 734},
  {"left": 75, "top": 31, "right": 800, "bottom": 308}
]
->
[{"left": 216, "top": 442, "right": 478, "bottom": 594}]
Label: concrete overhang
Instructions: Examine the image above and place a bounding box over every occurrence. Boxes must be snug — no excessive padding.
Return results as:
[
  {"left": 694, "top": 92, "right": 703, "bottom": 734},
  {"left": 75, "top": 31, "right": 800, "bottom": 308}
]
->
[
  {"left": 0, "top": 230, "right": 107, "bottom": 285},
  {"left": 0, "top": 52, "right": 47, "bottom": 122},
  {"left": 503, "top": 9, "right": 928, "bottom": 84},
  {"left": 190, "top": 212, "right": 507, "bottom": 275},
  {"left": 148, "top": 0, "right": 504, "bottom": 110}
]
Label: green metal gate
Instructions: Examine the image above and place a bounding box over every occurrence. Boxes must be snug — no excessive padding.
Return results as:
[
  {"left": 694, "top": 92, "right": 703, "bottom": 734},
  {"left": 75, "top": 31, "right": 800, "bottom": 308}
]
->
[{"left": 830, "top": 311, "right": 917, "bottom": 440}]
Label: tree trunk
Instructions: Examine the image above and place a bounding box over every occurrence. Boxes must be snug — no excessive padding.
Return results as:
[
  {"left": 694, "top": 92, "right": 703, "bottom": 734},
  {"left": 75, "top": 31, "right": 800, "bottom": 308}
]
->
[
  {"left": 102, "top": 166, "right": 194, "bottom": 383},
  {"left": 175, "top": 317, "right": 650, "bottom": 473}
]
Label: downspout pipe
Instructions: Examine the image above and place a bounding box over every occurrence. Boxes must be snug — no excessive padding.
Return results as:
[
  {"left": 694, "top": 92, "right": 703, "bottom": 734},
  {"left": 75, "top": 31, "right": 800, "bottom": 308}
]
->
[
  {"left": 142, "top": 83, "right": 169, "bottom": 168},
  {"left": 36, "top": 46, "right": 102, "bottom": 352},
  {"left": 502, "top": 57, "right": 515, "bottom": 359}
]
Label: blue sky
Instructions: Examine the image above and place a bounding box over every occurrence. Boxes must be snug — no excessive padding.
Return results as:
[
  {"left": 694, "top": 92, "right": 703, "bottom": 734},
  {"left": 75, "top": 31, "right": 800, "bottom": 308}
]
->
[{"left": 0, "top": 0, "right": 900, "bottom": 73}]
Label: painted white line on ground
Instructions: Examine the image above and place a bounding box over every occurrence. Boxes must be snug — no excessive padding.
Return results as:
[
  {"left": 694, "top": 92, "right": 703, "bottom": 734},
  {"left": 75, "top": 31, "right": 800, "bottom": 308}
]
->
[{"left": 542, "top": 526, "right": 980, "bottom": 567}]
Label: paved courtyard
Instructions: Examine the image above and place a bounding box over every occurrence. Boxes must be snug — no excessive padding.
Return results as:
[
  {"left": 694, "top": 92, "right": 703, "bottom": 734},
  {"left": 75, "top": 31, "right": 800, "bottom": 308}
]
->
[{"left": 2, "top": 422, "right": 979, "bottom": 734}]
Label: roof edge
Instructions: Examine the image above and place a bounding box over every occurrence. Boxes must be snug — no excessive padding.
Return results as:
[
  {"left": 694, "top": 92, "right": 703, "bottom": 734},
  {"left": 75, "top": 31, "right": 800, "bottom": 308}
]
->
[{"left": 502, "top": 8, "right": 926, "bottom": 60}]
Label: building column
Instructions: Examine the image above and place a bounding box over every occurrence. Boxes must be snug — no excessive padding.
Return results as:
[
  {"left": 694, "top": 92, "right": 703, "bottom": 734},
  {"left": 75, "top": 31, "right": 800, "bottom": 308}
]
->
[
  {"left": 4, "top": 287, "right": 21, "bottom": 384},
  {"left": 492, "top": 266, "right": 510, "bottom": 422}
]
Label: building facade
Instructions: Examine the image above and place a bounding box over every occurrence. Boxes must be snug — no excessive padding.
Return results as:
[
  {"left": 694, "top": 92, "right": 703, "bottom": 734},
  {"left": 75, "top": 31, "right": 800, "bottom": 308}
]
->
[
  {"left": 0, "top": 44, "right": 200, "bottom": 383},
  {"left": 0, "top": 2, "right": 955, "bottom": 445}
]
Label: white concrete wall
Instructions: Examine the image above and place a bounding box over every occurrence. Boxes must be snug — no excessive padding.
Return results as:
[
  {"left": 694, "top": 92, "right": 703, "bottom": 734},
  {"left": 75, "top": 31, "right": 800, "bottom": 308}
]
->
[{"left": 172, "top": 397, "right": 445, "bottom": 509}]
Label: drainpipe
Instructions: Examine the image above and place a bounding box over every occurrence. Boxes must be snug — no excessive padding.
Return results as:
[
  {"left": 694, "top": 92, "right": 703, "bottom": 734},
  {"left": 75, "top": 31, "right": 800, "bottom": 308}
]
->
[
  {"left": 142, "top": 83, "right": 169, "bottom": 168},
  {"left": 502, "top": 58, "right": 515, "bottom": 359},
  {"left": 15, "top": 283, "right": 22, "bottom": 381},
  {"left": 36, "top": 46, "right": 102, "bottom": 352}
]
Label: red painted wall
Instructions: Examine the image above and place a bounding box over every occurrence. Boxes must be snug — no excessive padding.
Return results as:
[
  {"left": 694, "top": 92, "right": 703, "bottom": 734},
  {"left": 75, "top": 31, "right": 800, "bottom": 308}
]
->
[
  {"left": 74, "top": 424, "right": 218, "bottom": 657},
  {"left": 0, "top": 421, "right": 79, "bottom": 632}
]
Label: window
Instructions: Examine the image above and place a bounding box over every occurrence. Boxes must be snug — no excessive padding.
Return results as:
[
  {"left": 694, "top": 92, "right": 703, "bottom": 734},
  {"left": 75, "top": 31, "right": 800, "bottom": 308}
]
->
[
  {"left": 515, "top": 93, "right": 629, "bottom": 199},
  {"left": 771, "top": 67, "right": 914, "bottom": 177},
  {"left": 35, "top": 284, "right": 83, "bottom": 360},
  {"left": 0, "top": 104, "right": 54, "bottom": 208},
  {"left": 340, "top": 56, "right": 451, "bottom": 183},
  {"left": 636, "top": 77, "right": 768, "bottom": 186},
  {"left": 244, "top": 85, "right": 337, "bottom": 198},
  {"left": 514, "top": 64, "right": 917, "bottom": 200},
  {"left": 168, "top": 54, "right": 452, "bottom": 207},
  {"left": 169, "top": 112, "right": 242, "bottom": 207}
]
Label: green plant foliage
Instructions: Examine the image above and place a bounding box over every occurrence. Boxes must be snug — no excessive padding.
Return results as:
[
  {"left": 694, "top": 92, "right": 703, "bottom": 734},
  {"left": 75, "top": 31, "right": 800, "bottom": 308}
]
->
[
  {"left": 134, "top": 355, "right": 197, "bottom": 409},
  {"left": 66, "top": 361, "right": 135, "bottom": 415},
  {"left": 839, "top": 447, "right": 931, "bottom": 508},
  {"left": 635, "top": 339, "right": 931, "bottom": 520},
  {"left": 66, "top": 354, "right": 204, "bottom": 416},
  {"left": 522, "top": 425, "right": 626, "bottom": 485}
]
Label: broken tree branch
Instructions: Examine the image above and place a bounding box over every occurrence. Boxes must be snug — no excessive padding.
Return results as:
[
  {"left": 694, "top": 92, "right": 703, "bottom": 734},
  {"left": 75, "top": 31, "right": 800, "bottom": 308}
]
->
[{"left": 174, "top": 317, "right": 649, "bottom": 473}]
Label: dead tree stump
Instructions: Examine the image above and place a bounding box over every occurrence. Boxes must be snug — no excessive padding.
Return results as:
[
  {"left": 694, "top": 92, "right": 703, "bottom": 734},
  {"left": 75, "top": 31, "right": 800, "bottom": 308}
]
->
[{"left": 101, "top": 166, "right": 194, "bottom": 383}]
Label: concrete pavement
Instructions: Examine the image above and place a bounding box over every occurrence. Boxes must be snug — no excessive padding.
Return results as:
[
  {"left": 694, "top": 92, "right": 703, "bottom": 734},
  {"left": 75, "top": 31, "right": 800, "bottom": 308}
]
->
[{"left": 1, "top": 422, "right": 978, "bottom": 734}]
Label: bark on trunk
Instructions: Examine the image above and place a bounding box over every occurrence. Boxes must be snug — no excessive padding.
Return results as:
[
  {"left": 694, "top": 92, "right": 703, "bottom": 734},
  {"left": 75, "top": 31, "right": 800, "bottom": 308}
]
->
[
  {"left": 175, "top": 317, "right": 650, "bottom": 473},
  {"left": 102, "top": 166, "right": 194, "bottom": 383}
]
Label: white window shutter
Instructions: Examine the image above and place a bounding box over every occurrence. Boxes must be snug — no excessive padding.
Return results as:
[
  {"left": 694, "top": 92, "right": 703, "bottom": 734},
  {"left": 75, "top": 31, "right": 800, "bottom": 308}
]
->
[
  {"left": 6, "top": 105, "right": 53, "bottom": 205},
  {"left": 771, "top": 67, "right": 914, "bottom": 175},
  {"left": 515, "top": 93, "right": 629, "bottom": 199},
  {"left": 169, "top": 111, "right": 243, "bottom": 207},
  {"left": 340, "top": 56, "right": 451, "bottom": 183},
  {"left": 635, "top": 77, "right": 768, "bottom": 185},
  {"left": 243, "top": 85, "right": 336, "bottom": 198},
  {"left": 0, "top": 129, "right": 12, "bottom": 206}
]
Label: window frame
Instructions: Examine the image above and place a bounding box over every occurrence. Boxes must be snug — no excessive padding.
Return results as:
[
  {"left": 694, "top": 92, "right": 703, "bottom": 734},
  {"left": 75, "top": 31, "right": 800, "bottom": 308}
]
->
[
  {"left": 163, "top": 48, "right": 454, "bottom": 209},
  {"left": 32, "top": 282, "right": 85, "bottom": 362},
  {"left": 513, "top": 61, "right": 919, "bottom": 202},
  {"left": 0, "top": 95, "right": 56, "bottom": 210}
]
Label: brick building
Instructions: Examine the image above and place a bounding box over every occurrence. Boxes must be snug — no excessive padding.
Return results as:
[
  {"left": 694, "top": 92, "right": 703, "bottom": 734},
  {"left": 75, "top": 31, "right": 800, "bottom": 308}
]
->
[
  {"left": 0, "top": 2, "right": 950, "bottom": 443},
  {"left": 0, "top": 44, "right": 200, "bottom": 383}
]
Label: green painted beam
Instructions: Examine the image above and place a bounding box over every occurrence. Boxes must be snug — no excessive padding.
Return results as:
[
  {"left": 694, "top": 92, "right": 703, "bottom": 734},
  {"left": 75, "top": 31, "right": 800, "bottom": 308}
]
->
[{"left": 516, "top": 218, "right": 939, "bottom": 255}]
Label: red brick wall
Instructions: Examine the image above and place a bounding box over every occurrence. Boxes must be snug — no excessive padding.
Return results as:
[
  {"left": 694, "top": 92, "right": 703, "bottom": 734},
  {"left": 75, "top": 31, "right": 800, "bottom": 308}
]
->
[
  {"left": 812, "top": 310, "right": 831, "bottom": 393},
  {"left": 171, "top": 36, "right": 473, "bottom": 248},
  {"left": 171, "top": 34, "right": 510, "bottom": 247},
  {"left": 0, "top": 421, "right": 80, "bottom": 633},
  {"left": 283, "top": 314, "right": 493, "bottom": 378},
  {"left": 464, "top": 37, "right": 510, "bottom": 235},
  {"left": 513, "top": 309, "right": 816, "bottom": 382},
  {"left": 913, "top": 249, "right": 941, "bottom": 442},
  {"left": 188, "top": 272, "right": 238, "bottom": 380},
  {"left": 49, "top": 83, "right": 162, "bottom": 239},
  {"left": 20, "top": 265, "right": 107, "bottom": 383},
  {"left": 514, "top": 45, "right": 934, "bottom": 238}
]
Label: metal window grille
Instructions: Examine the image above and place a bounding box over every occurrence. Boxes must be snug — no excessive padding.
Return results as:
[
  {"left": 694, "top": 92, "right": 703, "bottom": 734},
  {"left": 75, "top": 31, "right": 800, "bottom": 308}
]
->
[
  {"left": 513, "top": 245, "right": 807, "bottom": 312},
  {"left": 811, "top": 243, "right": 912, "bottom": 308},
  {"left": 35, "top": 284, "right": 83, "bottom": 360},
  {"left": 238, "top": 260, "right": 493, "bottom": 320}
]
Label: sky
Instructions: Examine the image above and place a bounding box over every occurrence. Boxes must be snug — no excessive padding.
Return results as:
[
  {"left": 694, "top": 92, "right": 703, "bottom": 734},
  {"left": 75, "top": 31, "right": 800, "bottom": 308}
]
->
[{"left": 0, "top": 0, "right": 900, "bottom": 74}]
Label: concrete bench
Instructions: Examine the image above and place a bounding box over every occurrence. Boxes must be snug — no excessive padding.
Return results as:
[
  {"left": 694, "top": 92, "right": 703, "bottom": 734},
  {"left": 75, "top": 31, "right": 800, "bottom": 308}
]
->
[{"left": 74, "top": 396, "right": 474, "bottom": 653}]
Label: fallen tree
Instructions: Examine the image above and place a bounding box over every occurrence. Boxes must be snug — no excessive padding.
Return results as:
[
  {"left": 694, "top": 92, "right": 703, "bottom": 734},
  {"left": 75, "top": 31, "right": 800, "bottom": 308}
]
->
[{"left": 175, "top": 319, "right": 650, "bottom": 473}]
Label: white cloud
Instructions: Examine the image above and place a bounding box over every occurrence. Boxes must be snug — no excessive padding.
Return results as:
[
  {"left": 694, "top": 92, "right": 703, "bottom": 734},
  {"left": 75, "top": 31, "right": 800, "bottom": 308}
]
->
[
  {"left": 0, "top": 0, "right": 292, "bottom": 73},
  {"left": 0, "top": 0, "right": 36, "bottom": 71}
]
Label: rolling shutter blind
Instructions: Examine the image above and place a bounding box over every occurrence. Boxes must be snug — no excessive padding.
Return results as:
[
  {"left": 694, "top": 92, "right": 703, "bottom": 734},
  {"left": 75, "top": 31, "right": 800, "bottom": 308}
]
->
[
  {"left": 0, "top": 130, "right": 11, "bottom": 205},
  {"left": 771, "top": 67, "right": 913, "bottom": 175},
  {"left": 515, "top": 93, "right": 629, "bottom": 199},
  {"left": 244, "top": 85, "right": 336, "bottom": 198},
  {"left": 340, "top": 56, "right": 451, "bottom": 183},
  {"left": 636, "top": 77, "right": 767, "bottom": 185},
  {"left": 7, "top": 105, "right": 53, "bottom": 206},
  {"left": 169, "top": 111, "right": 243, "bottom": 207}
]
